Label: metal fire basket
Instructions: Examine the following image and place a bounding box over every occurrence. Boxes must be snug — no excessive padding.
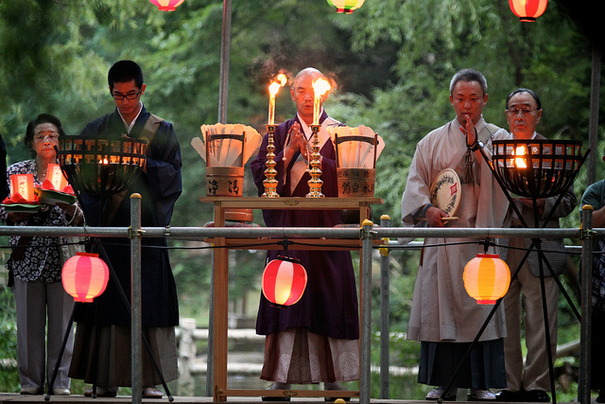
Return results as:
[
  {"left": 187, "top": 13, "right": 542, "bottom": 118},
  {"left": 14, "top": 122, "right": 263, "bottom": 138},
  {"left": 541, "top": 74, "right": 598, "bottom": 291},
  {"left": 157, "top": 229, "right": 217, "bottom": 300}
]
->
[
  {"left": 492, "top": 139, "right": 587, "bottom": 198},
  {"left": 57, "top": 136, "right": 148, "bottom": 196}
]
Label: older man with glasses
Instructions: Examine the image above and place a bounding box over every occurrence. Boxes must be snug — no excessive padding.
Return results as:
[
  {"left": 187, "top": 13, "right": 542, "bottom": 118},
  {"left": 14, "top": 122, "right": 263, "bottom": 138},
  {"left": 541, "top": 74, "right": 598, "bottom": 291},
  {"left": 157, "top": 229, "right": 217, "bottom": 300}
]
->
[{"left": 496, "top": 88, "right": 576, "bottom": 403}]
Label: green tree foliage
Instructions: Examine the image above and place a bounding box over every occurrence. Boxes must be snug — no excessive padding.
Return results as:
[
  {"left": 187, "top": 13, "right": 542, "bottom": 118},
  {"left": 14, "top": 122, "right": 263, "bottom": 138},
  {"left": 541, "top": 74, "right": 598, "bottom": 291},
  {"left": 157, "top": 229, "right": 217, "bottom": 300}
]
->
[
  {"left": 0, "top": 287, "right": 18, "bottom": 392},
  {"left": 3, "top": 0, "right": 599, "bottom": 223}
]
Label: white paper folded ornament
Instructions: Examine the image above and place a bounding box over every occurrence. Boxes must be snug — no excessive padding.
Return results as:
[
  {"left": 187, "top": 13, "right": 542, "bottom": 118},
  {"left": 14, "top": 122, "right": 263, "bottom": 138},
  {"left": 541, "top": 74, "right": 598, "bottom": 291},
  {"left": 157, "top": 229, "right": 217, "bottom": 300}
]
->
[
  {"left": 328, "top": 125, "right": 385, "bottom": 168},
  {"left": 199, "top": 123, "right": 262, "bottom": 167}
]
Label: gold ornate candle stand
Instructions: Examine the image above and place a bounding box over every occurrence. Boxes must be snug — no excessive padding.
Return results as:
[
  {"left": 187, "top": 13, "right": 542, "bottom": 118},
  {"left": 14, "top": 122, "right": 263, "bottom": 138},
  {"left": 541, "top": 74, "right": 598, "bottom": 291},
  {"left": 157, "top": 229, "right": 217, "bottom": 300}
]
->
[
  {"left": 262, "top": 124, "right": 279, "bottom": 198},
  {"left": 306, "top": 124, "right": 324, "bottom": 198}
]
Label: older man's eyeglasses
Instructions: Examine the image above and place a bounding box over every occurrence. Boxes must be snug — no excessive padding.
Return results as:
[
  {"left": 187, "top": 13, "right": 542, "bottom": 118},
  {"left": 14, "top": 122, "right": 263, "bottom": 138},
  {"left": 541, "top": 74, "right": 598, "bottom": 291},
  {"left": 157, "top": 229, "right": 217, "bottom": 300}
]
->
[
  {"left": 506, "top": 105, "right": 539, "bottom": 115},
  {"left": 111, "top": 90, "right": 142, "bottom": 101},
  {"left": 34, "top": 132, "right": 60, "bottom": 142}
]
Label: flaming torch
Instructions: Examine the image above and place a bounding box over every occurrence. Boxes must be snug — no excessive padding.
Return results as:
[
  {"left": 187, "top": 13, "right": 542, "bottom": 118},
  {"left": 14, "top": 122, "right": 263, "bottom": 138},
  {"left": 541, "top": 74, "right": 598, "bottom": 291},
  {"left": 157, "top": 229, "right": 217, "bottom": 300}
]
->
[
  {"left": 306, "top": 78, "right": 331, "bottom": 198},
  {"left": 263, "top": 73, "right": 288, "bottom": 198}
]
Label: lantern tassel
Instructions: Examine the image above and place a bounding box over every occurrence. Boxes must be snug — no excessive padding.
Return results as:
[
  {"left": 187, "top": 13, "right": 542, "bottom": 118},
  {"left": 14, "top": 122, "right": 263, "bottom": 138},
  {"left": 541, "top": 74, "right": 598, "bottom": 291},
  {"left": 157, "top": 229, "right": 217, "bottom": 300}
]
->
[
  {"left": 481, "top": 238, "right": 492, "bottom": 254},
  {"left": 278, "top": 237, "right": 294, "bottom": 252}
]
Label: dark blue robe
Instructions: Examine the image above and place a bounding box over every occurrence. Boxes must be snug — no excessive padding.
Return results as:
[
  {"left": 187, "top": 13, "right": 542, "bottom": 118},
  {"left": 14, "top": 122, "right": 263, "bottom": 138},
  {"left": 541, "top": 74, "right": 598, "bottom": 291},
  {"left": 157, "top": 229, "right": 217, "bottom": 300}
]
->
[
  {"left": 250, "top": 112, "right": 359, "bottom": 340},
  {"left": 73, "top": 106, "right": 182, "bottom": 327}
]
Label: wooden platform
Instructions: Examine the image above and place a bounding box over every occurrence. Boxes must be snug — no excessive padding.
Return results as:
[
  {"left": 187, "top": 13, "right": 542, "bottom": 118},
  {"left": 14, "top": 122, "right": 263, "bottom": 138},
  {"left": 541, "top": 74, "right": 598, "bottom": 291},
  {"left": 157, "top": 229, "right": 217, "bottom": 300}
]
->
[
  {"left": 0, "top": 394, "right": 576, "bottom": 404},
  {"left": 0, "top": 394, "right": 365, "bottom": 404}
]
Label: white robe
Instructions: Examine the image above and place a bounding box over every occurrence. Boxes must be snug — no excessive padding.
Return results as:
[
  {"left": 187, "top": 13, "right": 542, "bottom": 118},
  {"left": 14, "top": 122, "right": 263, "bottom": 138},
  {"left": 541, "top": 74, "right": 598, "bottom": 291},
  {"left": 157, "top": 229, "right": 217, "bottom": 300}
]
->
[{"left": 401, "top": 117, "right": 510, "bottom": 342}]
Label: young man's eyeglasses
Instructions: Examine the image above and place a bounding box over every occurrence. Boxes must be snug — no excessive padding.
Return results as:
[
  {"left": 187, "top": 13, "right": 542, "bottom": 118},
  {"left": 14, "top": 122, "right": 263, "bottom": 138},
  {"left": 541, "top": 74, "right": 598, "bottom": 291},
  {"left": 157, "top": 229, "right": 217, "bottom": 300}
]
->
[{"left": 111, "top": 90, "right": 142, "bottom": 101}]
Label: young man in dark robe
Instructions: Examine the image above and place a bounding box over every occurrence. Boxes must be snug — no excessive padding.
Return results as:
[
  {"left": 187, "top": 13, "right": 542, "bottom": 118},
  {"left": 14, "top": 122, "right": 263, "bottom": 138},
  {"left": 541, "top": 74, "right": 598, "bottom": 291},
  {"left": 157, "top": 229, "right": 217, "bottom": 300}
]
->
[{"left": 68, "top": 60, "right": 182, "bottom": 399}]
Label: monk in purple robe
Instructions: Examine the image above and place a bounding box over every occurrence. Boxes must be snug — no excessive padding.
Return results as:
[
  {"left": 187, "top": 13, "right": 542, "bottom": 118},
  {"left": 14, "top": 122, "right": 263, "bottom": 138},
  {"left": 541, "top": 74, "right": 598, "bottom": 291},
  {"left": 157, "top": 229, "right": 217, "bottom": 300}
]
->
[{"left": 250, "top": 68, "right": 359, "bottom": 396}]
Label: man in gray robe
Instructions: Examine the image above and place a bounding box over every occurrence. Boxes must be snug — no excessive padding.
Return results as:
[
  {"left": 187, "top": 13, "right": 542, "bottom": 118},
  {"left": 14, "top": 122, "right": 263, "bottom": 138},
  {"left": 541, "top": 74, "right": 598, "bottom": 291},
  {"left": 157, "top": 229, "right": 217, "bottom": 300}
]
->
[{"left": 401, "top": 69, "right": 509, "bottom": 401}]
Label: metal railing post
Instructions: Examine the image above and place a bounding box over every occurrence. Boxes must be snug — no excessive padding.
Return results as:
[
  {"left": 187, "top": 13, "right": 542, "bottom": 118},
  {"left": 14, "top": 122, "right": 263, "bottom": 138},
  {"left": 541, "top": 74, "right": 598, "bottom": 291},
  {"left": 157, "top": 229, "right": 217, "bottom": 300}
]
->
[
  {"left": 379, "top": 215, "right": 391, "bottom": 399},
  {"left": 130, "top": 194, "right": 143, "bottom": 404},
  {"left": 579, "top": 205, "right": 594, "bottom": 404},
  {"left": 360, "top": 219, "right": 374, "bottom": 404}
]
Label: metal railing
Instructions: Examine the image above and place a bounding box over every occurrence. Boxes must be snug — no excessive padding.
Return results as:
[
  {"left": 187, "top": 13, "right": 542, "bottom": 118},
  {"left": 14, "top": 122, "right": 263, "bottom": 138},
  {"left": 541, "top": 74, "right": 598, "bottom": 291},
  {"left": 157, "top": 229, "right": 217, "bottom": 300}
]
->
[{"left": 0, "top": 196, "right": 597, "bottom": 404}]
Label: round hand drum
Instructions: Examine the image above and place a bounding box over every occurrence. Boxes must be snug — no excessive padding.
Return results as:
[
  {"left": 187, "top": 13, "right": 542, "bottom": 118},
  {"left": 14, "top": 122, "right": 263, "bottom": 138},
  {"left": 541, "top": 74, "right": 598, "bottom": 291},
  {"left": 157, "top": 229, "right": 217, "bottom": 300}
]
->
[{"left": 430, "top": 168, "right": 461, "bottom": 221}]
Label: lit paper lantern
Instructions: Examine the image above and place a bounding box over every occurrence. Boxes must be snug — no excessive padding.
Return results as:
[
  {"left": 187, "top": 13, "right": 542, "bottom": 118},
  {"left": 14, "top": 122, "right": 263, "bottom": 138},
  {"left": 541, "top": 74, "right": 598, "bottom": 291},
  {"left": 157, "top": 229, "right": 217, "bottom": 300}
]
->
[
  {"left": 262, "top": 257, "right": 307, "bottom": 307},
  {"left": 46, "top": 163, "right": 69, "bottom": 191},
  {"left": 8, "top": 174, "right": 37, "bottom": 203},
  {"left": 62, "top": 252, "right": 110, "bottom": 303},
  {"left": 149, "top": 0, "right": 185, "bottom": 11},
  {"left": 463, "top": 254, "right": 511, "bottom": 305},
  {"left": 509, "top": 0, "right": 548, "bottom": 22},
  {"left": 326, "top": 0, "right": 366, "bottom": 14}
]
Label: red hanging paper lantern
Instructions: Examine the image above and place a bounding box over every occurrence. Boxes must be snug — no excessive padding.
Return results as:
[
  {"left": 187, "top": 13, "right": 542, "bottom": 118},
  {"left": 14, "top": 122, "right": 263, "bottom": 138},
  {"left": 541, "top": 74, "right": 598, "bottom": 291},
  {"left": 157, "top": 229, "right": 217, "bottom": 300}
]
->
[
  {"left": 148, "top": 0, "right": 185, "bottom": 11},
  {"left": 62, "top": 252, "right": 110, "bottom": 303},
  {"left": 326, "top": 0, "right": 366, "bottom": 14},
  {"left": 463, "top": 254, "right": 511, "bottom": 305},
  {"left": 262, "top": 257, "right": 307, "bottom": 307},
  {"left": 509, "top": 0, "right": 548, "bottom": 22}
]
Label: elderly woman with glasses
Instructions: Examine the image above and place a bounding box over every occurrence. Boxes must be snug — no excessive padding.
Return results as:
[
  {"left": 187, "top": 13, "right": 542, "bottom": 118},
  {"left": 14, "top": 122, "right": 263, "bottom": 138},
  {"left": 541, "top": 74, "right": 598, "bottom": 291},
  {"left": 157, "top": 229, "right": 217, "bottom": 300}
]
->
[{"left": 0, "top": 113, "right": 84, "bottom": 396}]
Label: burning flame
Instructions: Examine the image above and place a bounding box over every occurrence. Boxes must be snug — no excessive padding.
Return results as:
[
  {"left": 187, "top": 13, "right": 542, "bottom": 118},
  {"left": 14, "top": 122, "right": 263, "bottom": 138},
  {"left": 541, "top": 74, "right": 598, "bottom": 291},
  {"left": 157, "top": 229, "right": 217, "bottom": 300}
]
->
[
  {"left": 514, "top": 145, "right": 527, "bottom": 168},
  {"left": 269, "top": 74, "right": 287, "bottom": 95},
  {"left": 277, "top": 73, "right": 287, "bottom": 86},
  {"left": 268, "top": 74, "right": 288, "bottom": 126},
  {"left": 268, "top": 82, "right": 281, "bottom": 96},
  {"left": 312, "top": 78, "right": 331, "bottom": 97},
  {"left": 312, "top": 78, "right": 332, "bottom": 126}
]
